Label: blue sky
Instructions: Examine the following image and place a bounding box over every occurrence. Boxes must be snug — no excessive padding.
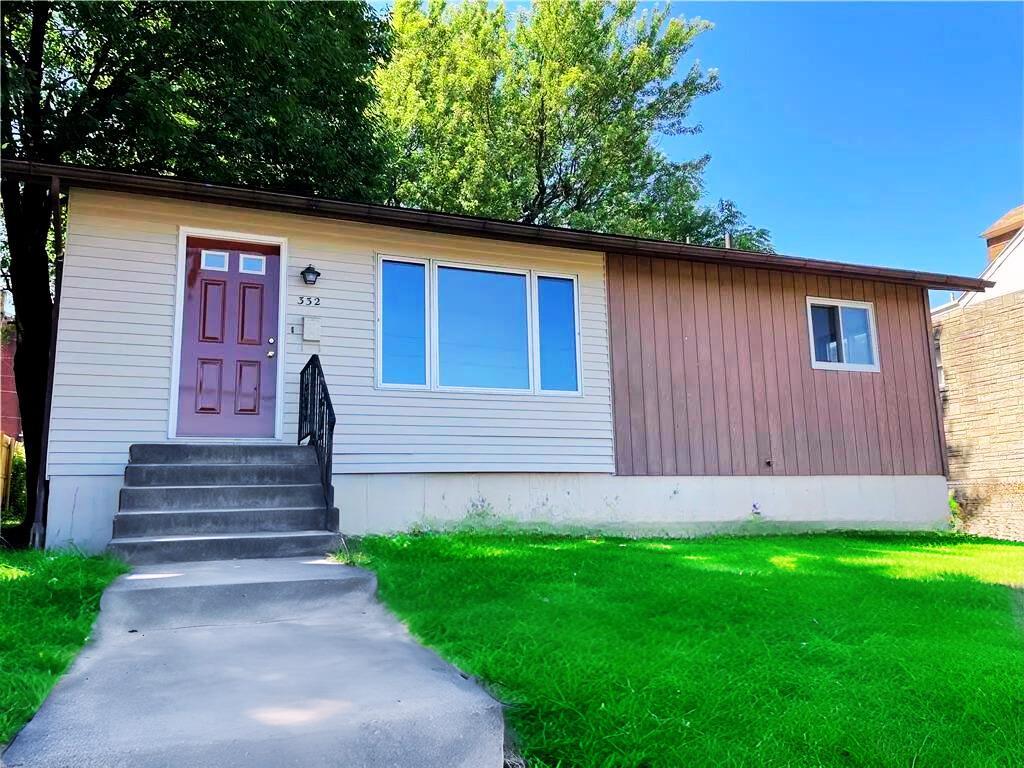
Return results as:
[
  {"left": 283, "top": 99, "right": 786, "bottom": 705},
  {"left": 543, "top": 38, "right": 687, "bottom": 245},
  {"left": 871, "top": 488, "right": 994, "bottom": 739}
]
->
[{"left": 663, "top": 2, "right": 1023, "bottom": 304}]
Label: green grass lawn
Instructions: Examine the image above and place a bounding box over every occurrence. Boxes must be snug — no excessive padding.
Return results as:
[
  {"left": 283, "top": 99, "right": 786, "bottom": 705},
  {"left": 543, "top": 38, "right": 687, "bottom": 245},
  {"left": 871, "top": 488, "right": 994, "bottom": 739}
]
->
[
  {"left": 0, "top": 549, "right": 127, "bottom": 745},
  {"left": 356, "top": 532, "right": 1024, "bottom": 767}
]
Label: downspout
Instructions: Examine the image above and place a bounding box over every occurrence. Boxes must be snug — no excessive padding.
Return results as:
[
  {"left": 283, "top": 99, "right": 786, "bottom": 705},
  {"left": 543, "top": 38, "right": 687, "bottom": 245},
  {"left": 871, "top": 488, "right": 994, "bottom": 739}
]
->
[{"left": 29, "top": 175, "right": 64, "bottom": 549}]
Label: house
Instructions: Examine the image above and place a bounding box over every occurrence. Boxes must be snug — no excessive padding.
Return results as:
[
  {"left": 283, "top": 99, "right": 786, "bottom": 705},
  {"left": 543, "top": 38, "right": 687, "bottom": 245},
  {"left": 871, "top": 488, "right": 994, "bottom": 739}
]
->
[
  {"left": 1, "top": 161, "right": 990, "bottom": 554},
  {"left": 1, "top": 315, "right": 21, "bottom": 438},
  {"left": 932, "top": 205, "right": 1024, "bottom": 540}
]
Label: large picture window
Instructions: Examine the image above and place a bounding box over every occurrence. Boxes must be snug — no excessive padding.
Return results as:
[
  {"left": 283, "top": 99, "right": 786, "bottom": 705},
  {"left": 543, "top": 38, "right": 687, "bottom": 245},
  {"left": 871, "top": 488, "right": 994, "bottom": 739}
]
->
[
  {"left": 806, "top": 296, "right": 879, "bottom": 372},
  {"left": 377, "top": 255, "right": 581, "bottom": 394},
  {"left": 437, "top": 266, "right": 530, "bottom": 390}
]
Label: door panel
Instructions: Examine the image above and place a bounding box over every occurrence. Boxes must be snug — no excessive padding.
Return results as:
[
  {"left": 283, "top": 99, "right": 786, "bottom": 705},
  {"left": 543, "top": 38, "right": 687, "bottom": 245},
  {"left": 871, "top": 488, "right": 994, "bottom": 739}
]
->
[
  {"left": 195, "top": 359, "right": 223, "bottom": 414},
  {"left": 238, "top": 284, "right": 264, "bottom": 345},
  {"left": 199, "top": 280, "right": 226, "bottom": 343},
  {"left": 177, "top": 236, "right": 280, "bottom": 437},
  {"left": 234, "top": 361, "right": 261, "bottom": 414}
]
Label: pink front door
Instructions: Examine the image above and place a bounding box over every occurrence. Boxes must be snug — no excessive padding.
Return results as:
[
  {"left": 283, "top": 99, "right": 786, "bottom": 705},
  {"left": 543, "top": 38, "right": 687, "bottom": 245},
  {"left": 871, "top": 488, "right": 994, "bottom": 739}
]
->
[{"left": 176, "top": 236, "right": 280, "bottom": 437}]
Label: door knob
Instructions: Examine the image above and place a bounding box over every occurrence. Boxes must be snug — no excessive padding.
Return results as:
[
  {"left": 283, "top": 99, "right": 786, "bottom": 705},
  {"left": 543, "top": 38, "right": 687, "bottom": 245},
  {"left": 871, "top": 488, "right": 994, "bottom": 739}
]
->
[
  {"left": 268, "top": 337, "right": 275, "bottom": 344},
  {"left": 267, "top": 350, "right": 276, "bottom": 358}
]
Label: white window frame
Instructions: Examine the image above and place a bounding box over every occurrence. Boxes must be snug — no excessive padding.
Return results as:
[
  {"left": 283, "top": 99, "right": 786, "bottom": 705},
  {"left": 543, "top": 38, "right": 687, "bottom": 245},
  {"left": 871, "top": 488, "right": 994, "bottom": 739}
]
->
[
  {"left": 805, "top": 296, "right": 881, "bottom": 373},
  {"left": 238, "top": 253, "right": 267, "bottom": 275},
  {"left": 200, "top": 249, "right": 229, "bottom": 272},
  {"left": 375, "top": 253, "right": 583, "bottom": 396},
  {"left": 376, "top": 254, "right": 431, "bottom": 390},
  {"left": 532, "top": 271, "right": 584, "bottom": 396}
]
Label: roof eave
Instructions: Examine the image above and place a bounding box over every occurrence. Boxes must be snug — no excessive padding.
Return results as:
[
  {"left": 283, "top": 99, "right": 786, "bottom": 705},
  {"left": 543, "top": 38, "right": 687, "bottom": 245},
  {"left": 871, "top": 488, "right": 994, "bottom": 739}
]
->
[{"left": 1, "top": 158, "right": 993, "bottom": 292}]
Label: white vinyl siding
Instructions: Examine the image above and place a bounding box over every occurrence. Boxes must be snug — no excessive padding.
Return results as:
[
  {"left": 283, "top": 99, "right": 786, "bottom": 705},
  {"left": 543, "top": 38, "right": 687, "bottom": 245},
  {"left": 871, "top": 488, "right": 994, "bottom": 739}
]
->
[{"left": 48, "top": 188, "right": 614, "bottom": 476}]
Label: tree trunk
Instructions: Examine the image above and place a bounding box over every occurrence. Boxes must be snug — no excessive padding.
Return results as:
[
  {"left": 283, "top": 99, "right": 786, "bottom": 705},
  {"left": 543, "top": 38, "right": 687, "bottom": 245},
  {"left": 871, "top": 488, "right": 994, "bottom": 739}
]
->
[{"left": 1, "top": 177, "right": 55, "bottom": 548}]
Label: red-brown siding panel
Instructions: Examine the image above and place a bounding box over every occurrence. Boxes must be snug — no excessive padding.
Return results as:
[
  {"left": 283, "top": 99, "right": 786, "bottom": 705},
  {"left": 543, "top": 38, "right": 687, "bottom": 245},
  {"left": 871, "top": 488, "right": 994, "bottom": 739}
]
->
[
  {"left": 651, "top": 258, "right": 678, "bottom": 475},
  {"left": 621, "top": 254, "right": 648, "bottom": 474},
  {"left": 780, "top": 273, "right": 811, "bottom": 474},
  {"left": 692, "top": 264, "right": 719, "bottom": 475},
  {"left": 607, "top": 256, "right": 944, "bottom": 477},
  {"left": 770, "top": 271, "right": 798, "bottom": 475},
  {"left": 719, "top": 268, "right": 746, "bottom": 474},
  {"left": 679, "top": 262, "right": 704, "bottom": 475},
  {"left": 759, "top": 270, "right": 786, "bottom": 473},
  {"left": 731, "top": 266, "right": 759, "bottom": 475},
  {"left": 636, "top": 257, "right": 663, "bottom": 475},
  {"left": 745, "top": 269, "right": 772, "bottom": 475},
  {"left": 793, "top": 273, "right": 824, "bottom": 475},
  {"left": 607, "top": 254, "right": 633, "bottom": 475},
  {"left": 897, "top": 284, "right": 928, "bottom": 474},
  {"left": 908, "top": 286, "right": 943, "bottom": 475},
  {"left": 666, "top": 261, "right": 692, "bottom": 476},
  {"left": 707, "top": 266, "right": 734, "bottom": 474}
]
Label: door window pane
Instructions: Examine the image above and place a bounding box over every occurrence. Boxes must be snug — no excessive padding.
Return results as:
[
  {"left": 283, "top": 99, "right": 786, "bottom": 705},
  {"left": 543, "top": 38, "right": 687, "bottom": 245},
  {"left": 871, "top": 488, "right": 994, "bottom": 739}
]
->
[
  {"left": 438, "top": 266, "right": 529, "bottom": 389},
  {"left": 239, "top": 254, "right": 266, "bottom": 275},
  {"left": 811, "top": 304, "right": 842, "bottom": 363},
  {"left": 537, "top": 276, "right": 578, "bottom": 391},
  {"left": 381, "top": 260, "right": 426, "bottom": 385},
  {"left": 200, "top": 250, "right": 228, "bottom": 271},
  {"left": 841, "top": 306, "right": 874, "bottom": 365}
]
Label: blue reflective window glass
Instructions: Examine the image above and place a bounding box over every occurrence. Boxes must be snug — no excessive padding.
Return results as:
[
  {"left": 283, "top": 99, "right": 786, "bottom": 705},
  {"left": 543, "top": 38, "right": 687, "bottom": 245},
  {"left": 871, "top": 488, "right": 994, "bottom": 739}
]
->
[
  {"left": 438, "top": 266, "right": 529, "bottom": 389},
  {"left": 537, "top": 276, "right": 578, "bottom": 391},
  {"left": 811, "top": 304, "right": 841, "bottom": 363},
  {"left": 841, "top": 306, "right": 874, "bottom": 365},
  {"left": 381, "top": 260, "right": 426, "bottom": 385},
  {"left": 200, "top": 250, "right": 228, "bottom": 271}
]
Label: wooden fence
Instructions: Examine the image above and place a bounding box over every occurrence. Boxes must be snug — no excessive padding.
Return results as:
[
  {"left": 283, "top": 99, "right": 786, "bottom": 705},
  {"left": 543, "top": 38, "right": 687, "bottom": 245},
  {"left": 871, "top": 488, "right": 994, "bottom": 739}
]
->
[{"left": 0, "top": 433, "right": 17, "bottom": 512}]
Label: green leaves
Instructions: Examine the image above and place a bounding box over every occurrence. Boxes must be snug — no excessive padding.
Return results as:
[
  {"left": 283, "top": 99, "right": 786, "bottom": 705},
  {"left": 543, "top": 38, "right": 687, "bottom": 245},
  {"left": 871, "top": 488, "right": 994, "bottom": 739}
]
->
[
  {"left": 2, "top": 1, "right": 390, "bottom": 200},
  {"left": 376, "top": 0, "right": 771, "bottom": 250},
  {"left": 2, "top": 0, "right": 773, "bottom": 243}
]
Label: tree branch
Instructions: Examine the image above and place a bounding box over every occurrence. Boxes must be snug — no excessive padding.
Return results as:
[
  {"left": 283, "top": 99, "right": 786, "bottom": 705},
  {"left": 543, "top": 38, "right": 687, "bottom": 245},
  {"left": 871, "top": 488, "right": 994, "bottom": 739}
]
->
[
  {"left": 24, "top": 2, "right": 51, "bottom": 155},
  {"left": 2, "top": 35, "right": 26, "bottom": 70}
]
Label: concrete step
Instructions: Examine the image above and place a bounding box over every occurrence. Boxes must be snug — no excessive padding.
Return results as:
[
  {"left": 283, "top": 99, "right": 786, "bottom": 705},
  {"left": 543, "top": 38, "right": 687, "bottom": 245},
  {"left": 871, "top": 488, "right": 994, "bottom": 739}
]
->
[
  {"left": 100, "top": 557, "right": 376, "bottom": 630},
  {"left": 112, "top": 507, "right": 328, "bottom": 537},
  {"left": 125, "top": 462, "right": 321, "bottom": 487},
  {"left": 129, "top": 443, "right": 318, "bottom": 466},
  {"left": 120, "top": 483, "right": 324, "bottom": 511},
  {"left": 108, "top": 530, "right": 341, "bottom": 564}
]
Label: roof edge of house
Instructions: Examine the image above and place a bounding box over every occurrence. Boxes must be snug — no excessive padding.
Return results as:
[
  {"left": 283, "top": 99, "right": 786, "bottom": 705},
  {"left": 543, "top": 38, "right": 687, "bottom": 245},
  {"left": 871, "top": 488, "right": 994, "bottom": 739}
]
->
[{"left": 1, "top": 158, "right": 993, "bottom": 292}]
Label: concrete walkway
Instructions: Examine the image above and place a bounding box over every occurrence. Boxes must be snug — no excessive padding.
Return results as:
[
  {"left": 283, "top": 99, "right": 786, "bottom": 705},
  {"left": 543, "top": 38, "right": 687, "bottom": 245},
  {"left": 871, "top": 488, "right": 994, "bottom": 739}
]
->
[{"left": 3, "top": 558, "right": 504, "bottom": 768}]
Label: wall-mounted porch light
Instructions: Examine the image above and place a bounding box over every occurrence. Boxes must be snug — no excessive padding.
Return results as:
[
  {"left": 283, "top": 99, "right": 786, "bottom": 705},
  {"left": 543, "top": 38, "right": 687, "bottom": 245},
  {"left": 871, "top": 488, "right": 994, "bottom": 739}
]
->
[{"left": 300, "top": 264, "right": 321, "bottom": 286}]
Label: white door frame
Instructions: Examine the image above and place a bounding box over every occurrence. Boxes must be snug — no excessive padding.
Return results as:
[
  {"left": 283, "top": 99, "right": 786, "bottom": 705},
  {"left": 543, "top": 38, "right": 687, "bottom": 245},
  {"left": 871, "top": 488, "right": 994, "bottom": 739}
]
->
[{"left": 168, "top": 226, "right": 289, "bottom": 441}]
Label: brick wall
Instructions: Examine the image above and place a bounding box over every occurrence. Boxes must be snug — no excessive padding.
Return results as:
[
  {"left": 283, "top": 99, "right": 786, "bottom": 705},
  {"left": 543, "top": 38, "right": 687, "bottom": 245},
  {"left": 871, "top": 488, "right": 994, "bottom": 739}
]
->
[
  {"left": 934, "top": 290, "right": 1024, "bottom": 540},
  {"left": 0, "top": 324, "right": 20, "bottom": 437}
]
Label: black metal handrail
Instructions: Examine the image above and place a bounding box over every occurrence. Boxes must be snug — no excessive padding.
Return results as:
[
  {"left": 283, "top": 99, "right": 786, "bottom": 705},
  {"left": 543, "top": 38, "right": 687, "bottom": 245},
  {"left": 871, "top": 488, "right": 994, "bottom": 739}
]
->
[{"left": 298, "top": 354, "right": 336, "bottom": 508}]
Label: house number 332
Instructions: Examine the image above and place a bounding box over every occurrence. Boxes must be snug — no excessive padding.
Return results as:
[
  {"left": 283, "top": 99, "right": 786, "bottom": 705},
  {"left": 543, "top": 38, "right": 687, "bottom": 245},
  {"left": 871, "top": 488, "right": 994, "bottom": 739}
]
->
[{"left": 297, "top": 296, "right": 320, "bottom": 306}]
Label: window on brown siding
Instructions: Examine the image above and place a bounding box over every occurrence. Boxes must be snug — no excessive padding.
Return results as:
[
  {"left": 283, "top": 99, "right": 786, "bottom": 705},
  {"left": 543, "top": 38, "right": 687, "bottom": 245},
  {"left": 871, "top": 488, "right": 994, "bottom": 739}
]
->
[{"left": 806, "top": 297, "right": 880, "bottom": 372}]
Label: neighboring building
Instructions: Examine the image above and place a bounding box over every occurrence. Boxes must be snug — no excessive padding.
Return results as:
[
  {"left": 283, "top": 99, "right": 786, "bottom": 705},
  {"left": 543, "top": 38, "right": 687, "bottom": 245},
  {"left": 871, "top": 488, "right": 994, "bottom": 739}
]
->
[
  {"left": 932, "top": 206, "right": 1024, "bottom": 540},
  {"left": 980, "top": 204, "right": 1024, "bottom": 265},
  {"left": 1, "top": 162, "right": 989, "bottom": 552},
  {"left": 1, "top": 317, "right": 21, "bottom": 438}
]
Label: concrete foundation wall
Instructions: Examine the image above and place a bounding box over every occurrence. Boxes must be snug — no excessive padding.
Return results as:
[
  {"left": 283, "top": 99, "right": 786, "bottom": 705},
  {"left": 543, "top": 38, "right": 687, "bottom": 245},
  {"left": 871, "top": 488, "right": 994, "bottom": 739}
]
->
[
  {"left": 46, "top": 475, "right": 122, "bottom": 552},
  {"left": 47, "top": 473, "right": 951, "bottom": 552},
  {"left": 335, "top": 473, "right": 951, "bottom": 536}
]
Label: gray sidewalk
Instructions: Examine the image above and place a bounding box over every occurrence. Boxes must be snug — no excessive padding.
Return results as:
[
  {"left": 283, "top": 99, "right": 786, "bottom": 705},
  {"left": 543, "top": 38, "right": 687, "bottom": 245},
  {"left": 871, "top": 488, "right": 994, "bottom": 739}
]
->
[{"left": 3, "top": 557, "right": 504, "bottom": 768}]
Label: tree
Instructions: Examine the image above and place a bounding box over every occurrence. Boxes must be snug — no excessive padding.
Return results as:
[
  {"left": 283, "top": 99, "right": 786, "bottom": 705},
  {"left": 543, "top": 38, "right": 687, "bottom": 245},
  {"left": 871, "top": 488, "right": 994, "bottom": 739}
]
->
[
  {"left": 376, "top": 0, "right": 771, "bottom": 249},
  {"left": 1, "top": 1, "right": 389, "bottom": 547}
]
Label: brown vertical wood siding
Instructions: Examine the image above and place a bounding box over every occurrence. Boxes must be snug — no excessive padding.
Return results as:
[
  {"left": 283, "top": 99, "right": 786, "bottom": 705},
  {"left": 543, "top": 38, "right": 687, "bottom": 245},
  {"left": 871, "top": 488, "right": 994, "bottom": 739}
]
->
[{"left": 607, "top": 253, "right": 945, "bottom": 476}]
